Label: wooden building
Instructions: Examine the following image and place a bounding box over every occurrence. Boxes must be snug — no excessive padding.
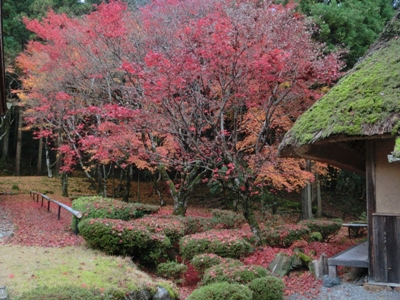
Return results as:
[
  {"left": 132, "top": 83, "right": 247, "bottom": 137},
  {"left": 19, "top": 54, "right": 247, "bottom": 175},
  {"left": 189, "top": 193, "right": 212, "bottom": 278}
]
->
[{"left": 279, "top": 10, "right": 400, "bottom": 284}]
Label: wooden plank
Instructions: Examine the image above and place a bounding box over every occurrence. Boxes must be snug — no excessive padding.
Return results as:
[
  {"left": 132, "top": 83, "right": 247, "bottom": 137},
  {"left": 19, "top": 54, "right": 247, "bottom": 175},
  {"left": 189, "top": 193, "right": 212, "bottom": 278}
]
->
[
  {"left": 373, "top": 215, "right": 387, "bottom": 282},
  {"left": 366, "top": 140, "right": 376, "bottom": 279},
  {"left": 396, "top": 217, "right": 400, "bottom": 282},
  {"left": 328, "top": 242, "right": 368, "bottom": 268},
  {"left": 386, "top": 216, "right": 397, "bottom": 283}
]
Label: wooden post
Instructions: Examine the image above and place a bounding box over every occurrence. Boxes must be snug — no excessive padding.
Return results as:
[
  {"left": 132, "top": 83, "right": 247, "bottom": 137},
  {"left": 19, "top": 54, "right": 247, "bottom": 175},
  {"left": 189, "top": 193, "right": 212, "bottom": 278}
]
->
[{"left": 366, "top": 140, "right": 376, "bottom": 280}]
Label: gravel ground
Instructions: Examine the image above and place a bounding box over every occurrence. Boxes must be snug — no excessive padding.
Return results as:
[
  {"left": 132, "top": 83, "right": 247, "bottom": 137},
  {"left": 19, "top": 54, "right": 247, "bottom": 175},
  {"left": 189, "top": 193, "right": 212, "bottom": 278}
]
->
[
  {"left": 288, "top": 283, "right": 400, "bottom": 300},
  {"left": 0, "top": 198, "right": 14, "bottom": 240}
]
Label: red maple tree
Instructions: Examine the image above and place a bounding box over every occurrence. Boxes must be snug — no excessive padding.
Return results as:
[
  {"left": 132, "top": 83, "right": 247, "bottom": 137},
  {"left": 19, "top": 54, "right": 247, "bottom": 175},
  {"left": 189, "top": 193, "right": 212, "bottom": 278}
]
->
[
  {"left": 137, "top": 0, "right": 343, "bottom": 238},
  {"left": 17, "top": 0, "right": 344, "bottom": 239}
]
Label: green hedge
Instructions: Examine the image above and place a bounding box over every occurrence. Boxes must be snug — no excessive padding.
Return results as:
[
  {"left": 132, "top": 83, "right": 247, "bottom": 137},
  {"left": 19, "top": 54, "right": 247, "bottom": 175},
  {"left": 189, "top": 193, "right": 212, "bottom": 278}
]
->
[
  {"left": 201, "top": 261, "right": 269, "bottom": 285},
  {"left": 78, "top": 218, "right": 171, "bottom": 264},
  {"left": 211, "top": 209, "right": 246, "bottom": 229},
  {"left": 157, "top": 261, "right": 188, "bottom": 283},
  {"left": 187, "top": 282, "right": 253, "bottom": 300},
  {"left": 72, "top": 196, "right": 159, "bottom": 230},
  {"left": 179, "top": 229, "right": 253, "bottom": 260},
  {"left": 262, "top": 224, "right": 310, "bottom": 248},
  {"left": 191, "top": 253, "right": 225, "bottom": 275},
  {"left": 299, "top": 218, "right": 343, "bottom": 242},
  {"left": 132, "top": 216, "right": 185, "bottom": 245},
  {"left": 248, "top": 276, "right": 285, "bottom": 300},
  {"left": 183, "top": 216, "right": 214, "bottom": 235}
]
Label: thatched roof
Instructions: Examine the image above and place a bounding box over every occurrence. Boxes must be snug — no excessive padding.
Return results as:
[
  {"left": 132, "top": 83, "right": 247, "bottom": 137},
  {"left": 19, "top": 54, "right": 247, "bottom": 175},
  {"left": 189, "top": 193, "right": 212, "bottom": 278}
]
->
[{"left": 279, "top": 10, "right": 400, "bottom": 174}]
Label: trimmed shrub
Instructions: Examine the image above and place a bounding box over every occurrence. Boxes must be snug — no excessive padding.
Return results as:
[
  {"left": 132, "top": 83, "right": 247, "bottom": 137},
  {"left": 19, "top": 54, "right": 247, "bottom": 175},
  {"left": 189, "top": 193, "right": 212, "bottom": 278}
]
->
[
  {"left": 157, "top": 261, "right": 188, "bottom": 283},
  {"left": 179, "top": 229, "right": 253, "bottom": 260},
  {"left": 248, "top": 276, "right": 285, "bottom": 300},
  {"left": 309, "top": 231, "right": 323, "bottom": 242},
  {"left": 15, "top": 285, "right": 126, "bottom": 300},
  {"left": 191, "top": 253, "right": 225, "bottom": 275},
  {"left": 78, "top": 218, "right": 171, "bottom": 264},
  {"left": 299, "top": 218, "right": 343, "bottom": 242},
  {"left": 262, "top": 224, "right": 310, "bottom": 248},
  {"left": 187, "top": 282, "right": 253, "bottom": 300},
  {"left": 211, "top": 209, "right": 246, "bottom": 229},
  {"left": 72, "top": 196, "right": 159, "bottom": 229},
  {"left": 131, "top": 216, "right": 185, "bottom": 244},
  {"left": 183, "top": 216, "right": 214, "bottom": 235},
  {"left": 201, "top": 261, "right": 269, "bottom": 285}
]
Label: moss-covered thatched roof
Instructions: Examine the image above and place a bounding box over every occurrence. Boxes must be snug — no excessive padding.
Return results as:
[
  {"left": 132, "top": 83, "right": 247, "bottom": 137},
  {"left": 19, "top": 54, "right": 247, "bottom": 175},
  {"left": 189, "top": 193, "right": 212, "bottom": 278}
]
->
[{"left": 279, "top": 10, "right": 400, "bottom": 173}]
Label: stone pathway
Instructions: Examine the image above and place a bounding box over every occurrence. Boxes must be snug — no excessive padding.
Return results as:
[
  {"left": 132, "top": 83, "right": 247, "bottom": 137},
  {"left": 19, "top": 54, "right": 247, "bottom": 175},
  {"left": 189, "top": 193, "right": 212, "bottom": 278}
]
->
[{"left": 0, "top": 198, "right": 14, "bottom": 241}]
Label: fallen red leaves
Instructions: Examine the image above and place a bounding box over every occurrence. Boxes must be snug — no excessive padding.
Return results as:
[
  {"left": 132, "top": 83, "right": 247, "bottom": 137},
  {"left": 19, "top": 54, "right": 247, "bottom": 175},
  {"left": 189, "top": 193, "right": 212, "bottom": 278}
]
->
[
  {"left": 0, "top": 195, "right": 361, "bottom": 299},
  {"left": 0, "top": 195, "right": 84, "bottom": 247}
]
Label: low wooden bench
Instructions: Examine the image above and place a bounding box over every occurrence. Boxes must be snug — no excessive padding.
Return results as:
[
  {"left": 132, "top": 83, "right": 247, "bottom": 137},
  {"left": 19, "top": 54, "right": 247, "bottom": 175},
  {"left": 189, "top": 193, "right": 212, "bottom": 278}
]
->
[{"left": 342, "top": 223, "right": 368, "bottom": 238}]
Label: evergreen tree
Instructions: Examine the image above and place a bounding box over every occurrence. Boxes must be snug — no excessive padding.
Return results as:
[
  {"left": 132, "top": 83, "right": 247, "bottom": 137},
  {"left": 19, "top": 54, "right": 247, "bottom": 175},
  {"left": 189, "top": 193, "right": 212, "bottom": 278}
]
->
[{"left": 296, "top": 0, "right": 395, "bottom": 68}]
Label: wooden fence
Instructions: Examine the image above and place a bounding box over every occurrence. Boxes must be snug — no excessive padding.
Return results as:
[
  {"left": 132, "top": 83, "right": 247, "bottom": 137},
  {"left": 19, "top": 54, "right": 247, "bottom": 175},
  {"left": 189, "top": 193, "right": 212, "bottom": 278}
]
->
[{"left": 30, "top": 190, "right": 82, "bottom": 234}]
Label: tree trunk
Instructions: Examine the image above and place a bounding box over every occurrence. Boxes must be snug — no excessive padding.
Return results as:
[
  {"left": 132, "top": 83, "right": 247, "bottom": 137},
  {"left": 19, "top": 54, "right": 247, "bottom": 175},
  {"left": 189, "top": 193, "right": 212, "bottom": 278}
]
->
[
  {"left": 61, "top": 172, "right": 69, "bottom": 197},
  {"left": 45, "top": 137, "right": 53, "bottom": 178},
  {"left": 154, "top": 171, "right": 166, "bottom": 206},
  {"left": 137, "top": 172, "right": 140, "bottom": 203},
  {"left": 316, "top": 172, "right": 322, "bottom": 218},
  {"left": 241, "top": 192, "right": 262, "bottom": 244},
  {"left": 300, "top": 160, "right": 313, "bottom": 220},
  {"left": 1, "top": 113, "right": 10, "bottom": 163},
  {"left": 122, "top": 165, "right": 132, "bottom": 202},
  {"left": 15, "top": 107, "right": 23, "bottom": 176},
  {"left": 55, "top": 133, "right": 61, "bottom": 175},
  {"left": 37, "top": 137, "right": 43, "bottom": 175}
]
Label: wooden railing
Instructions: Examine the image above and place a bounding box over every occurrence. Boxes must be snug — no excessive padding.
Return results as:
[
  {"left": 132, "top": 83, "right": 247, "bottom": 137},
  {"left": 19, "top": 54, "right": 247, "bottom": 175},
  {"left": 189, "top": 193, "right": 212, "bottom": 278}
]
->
[{"left": 30, "top": 191, "right": 82, "bottom": 234}]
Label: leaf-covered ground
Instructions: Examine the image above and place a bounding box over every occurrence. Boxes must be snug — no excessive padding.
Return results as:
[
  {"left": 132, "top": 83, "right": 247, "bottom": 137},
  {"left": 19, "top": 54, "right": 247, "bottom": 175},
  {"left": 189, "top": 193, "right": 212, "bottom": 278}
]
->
[{"left": 0, "top": 176, "right": 361, "bottom": 299}]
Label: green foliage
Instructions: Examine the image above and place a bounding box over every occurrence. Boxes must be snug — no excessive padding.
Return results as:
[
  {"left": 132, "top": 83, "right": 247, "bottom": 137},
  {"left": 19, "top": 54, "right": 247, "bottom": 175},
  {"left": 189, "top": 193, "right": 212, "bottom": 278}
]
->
[
  {"left": 394, "top": 136, "right": 400, "bottom": 158},
  {"left": 78, "top": 218, "right": 171, "bottom": 264},
  {"left": 191, "top": 253, "right": 225, "bottom": 275},
  {"left": 15, "top": 285, "right": 126, "bottom": 300},
  {"left": 132, "top": 216, "right": 185, "bottom": 245},
  {"left": 183, "top": 216, "right": 214, "bottom": 235},
  {"left": 297, "top": 0, "right": 394, "bottom": 68},
  {"left": 187, "top": 282, "right": 253, "bottom": 300},
  {"left": 71, "top": 196, "right": 159, "bottom": 230},
  {"left": 157, "top": 261, "right": 188, "bottom": 282},
  {"left": 179, "top": 229, "right": 253, "bottom": 260},
  {"left": 248, "top": 276, "right": 286, "bottom": 300},
  {"left": 299, "top": 218, "right": 342, "bottom": 242},
  {"left": 262, "top": 224, "right": 310, "bottom": 248},
  {"left": 309, "top": 231, "right": 323, "bottom": 242},
  {"left": 11, "top": 184, "right": 19, "bottom": 190},
  {"left": 211, "top": 209, "right": 246, "bottom": 229},
  {"left": 201, "top": 261, "right": 270, "bottom": 285}
]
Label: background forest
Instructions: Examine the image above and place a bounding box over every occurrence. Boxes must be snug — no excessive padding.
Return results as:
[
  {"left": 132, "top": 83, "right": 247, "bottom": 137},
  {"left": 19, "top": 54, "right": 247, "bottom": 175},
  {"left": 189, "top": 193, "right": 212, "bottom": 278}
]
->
[{"left": 0, "top": 0, "right": 398, "bottom": 227}]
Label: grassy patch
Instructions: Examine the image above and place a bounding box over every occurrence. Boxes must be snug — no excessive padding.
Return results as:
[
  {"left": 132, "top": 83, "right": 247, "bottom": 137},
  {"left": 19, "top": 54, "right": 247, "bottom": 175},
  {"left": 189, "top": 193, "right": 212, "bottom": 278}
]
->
[{"left": 0, "top": 244, "right": 173, "bottom": 299}]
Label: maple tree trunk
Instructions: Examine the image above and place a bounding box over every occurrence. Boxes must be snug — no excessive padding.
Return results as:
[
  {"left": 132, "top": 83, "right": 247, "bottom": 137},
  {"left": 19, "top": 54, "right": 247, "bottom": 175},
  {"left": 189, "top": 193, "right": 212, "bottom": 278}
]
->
[
  {"left": 55, "top": 133, "right": 61, "bottom": 175},
  {"left": 241, "top": 193, "right": 262, "bottom": 244},
  {"left": 61, "top": 172, "right": 69, "bottom": 197},
  {"left": 122, "top": 165, "right": 132, "bottom": 202},
  {"left": 1, "top": 113, "right": 10, "bottom": 163},
  {"left": 15, "top": 107, "right": 23, "bottom": 176},
  {"left": 37, "top": 137, "right": 43, "bottom": 175},
  {"left": 172, "top": 169, "right": 205, "bottom": 216},
  {"left": 154, "top": 172, "right": 166, "bottom": 206},
  {"left": 45, "top": 137, "right": 53, "bottom": 178}
]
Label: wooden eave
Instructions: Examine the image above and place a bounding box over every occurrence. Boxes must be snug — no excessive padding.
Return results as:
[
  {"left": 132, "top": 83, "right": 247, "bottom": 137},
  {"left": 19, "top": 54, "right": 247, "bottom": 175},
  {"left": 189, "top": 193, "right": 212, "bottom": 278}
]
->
[{"left": 280, "top": 134, "right": 396, "bottom": 174}]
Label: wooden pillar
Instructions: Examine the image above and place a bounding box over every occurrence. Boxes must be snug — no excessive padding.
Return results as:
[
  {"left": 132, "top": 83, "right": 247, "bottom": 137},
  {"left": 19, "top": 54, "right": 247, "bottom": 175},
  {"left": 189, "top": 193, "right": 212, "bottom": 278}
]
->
[{"left": 366, "top": 140, "right": 376, "bottom": 279}]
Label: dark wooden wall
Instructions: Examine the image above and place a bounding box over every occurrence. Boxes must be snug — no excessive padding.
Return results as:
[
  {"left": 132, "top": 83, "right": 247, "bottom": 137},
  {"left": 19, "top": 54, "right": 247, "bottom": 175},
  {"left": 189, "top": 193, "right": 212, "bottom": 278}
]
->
[{"left": 372, "top": 213, "right": 400, "bottom": 283}]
